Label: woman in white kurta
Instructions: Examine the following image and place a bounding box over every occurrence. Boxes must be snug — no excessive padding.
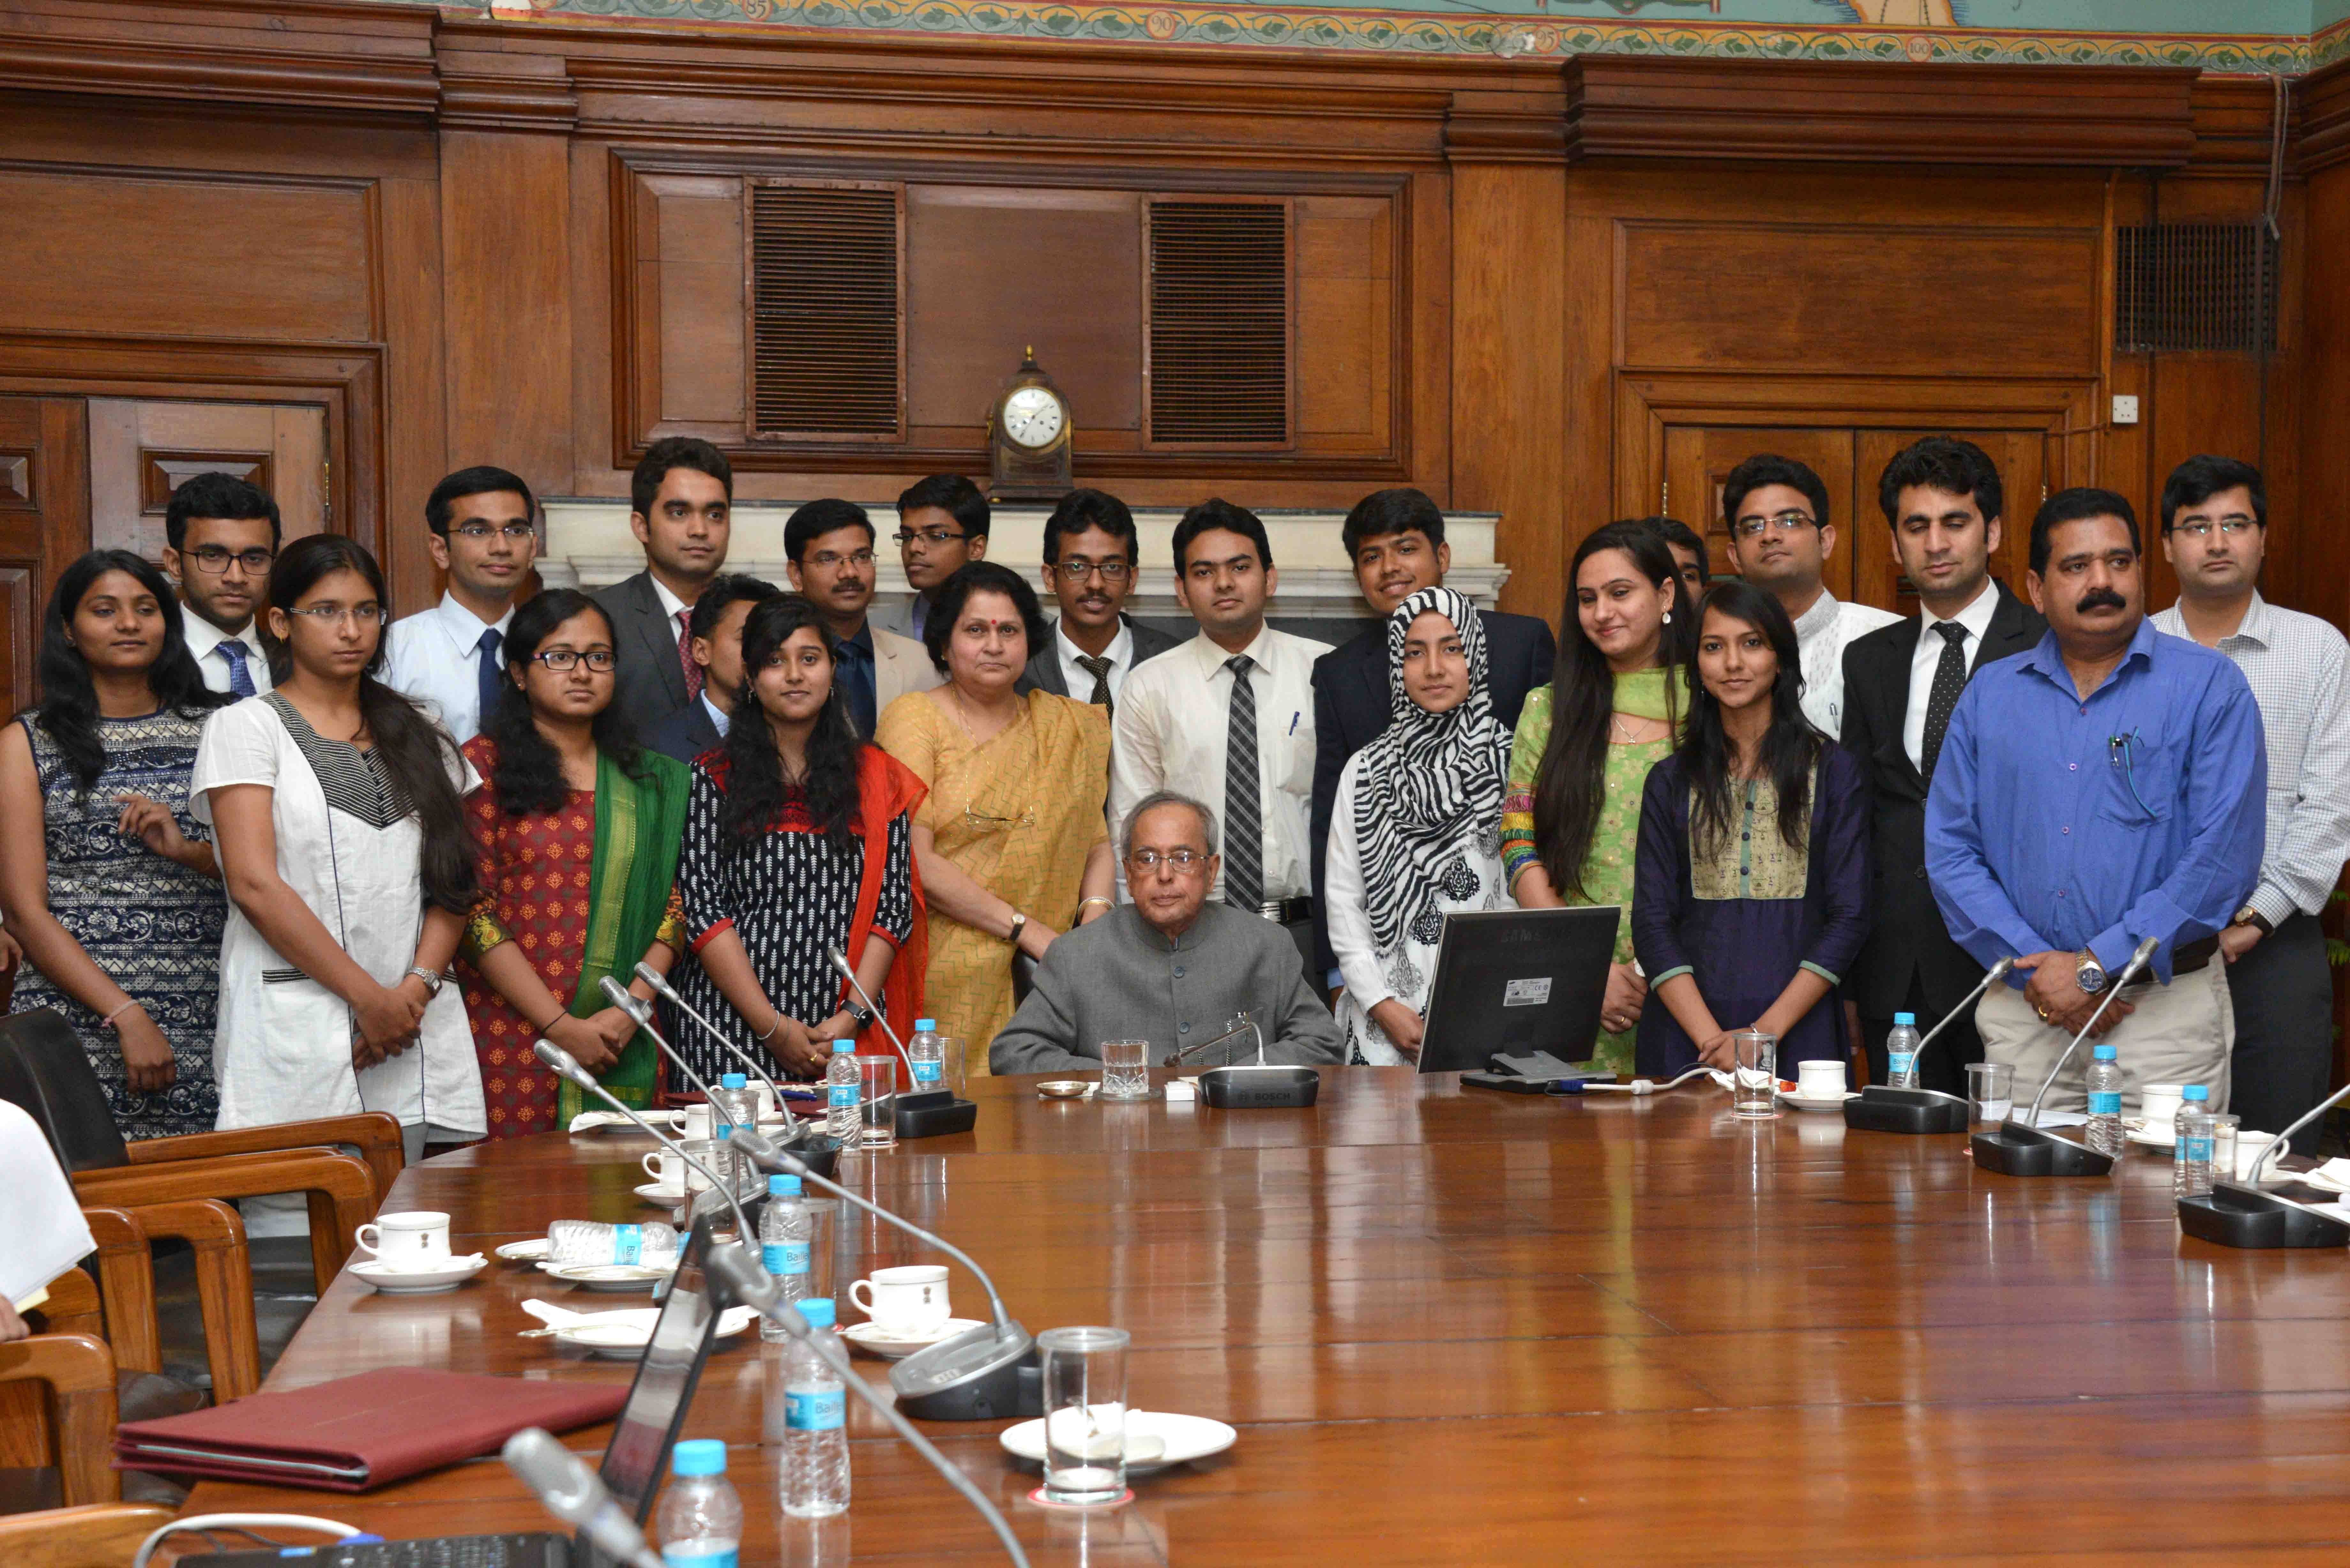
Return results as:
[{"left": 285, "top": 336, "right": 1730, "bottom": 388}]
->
[
  {"left": 1327, "top": 587, "right": 1513, "bottom": 1066},
  {"left": 193, "top": 536, "right": 485, "bottom": 1152}
]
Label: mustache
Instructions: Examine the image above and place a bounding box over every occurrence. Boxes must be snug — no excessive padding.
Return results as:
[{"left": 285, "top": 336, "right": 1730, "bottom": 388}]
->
[{"left": 2074, "top": 588, "right": 2127, "bottom": 613}]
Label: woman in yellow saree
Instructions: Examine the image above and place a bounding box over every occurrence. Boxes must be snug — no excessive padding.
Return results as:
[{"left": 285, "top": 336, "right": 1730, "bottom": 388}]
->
[{"left": 877, "top": 562, "right": 1115, "bottom": 1066}]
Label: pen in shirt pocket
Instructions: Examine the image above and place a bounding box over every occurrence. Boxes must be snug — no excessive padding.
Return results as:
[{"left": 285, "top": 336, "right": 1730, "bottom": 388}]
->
[{"left": 1289, "top": 712, "right": 1299, "bottom": 736}]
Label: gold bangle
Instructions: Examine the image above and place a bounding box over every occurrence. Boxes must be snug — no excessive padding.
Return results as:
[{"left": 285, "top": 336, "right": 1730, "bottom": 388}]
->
[{"left": 1078, "top": 896, "right": 1113, "bottom": 914}]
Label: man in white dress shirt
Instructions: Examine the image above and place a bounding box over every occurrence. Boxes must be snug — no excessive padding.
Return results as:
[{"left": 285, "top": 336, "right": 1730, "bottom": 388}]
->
[
  {"left": 2152, "top": 454, "right": 2350, "bottom": 1149},
  {"left": 1111, "top": 498, "right": 1331, "bottom": 968},
  {"left": 382, "top": 466, "right": 539, "bottom": 744},
  {"left": 1722, "top": 453, "right": 1899, "bottom": 736},
  {"left": 161, "top": 472, "right": 279, "bottom": 698},
  {"left": 1019, "top": 487, "right": 1178, "bottom": 711}
]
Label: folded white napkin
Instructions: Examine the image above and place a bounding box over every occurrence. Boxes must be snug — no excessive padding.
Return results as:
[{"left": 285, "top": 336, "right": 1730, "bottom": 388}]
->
[
  {"left": 2298, "top": 1157, "right": 2350, "bottom": 1193},
  {"left": 565, "top": 1108, "right": 686, "bottom": 1135}
]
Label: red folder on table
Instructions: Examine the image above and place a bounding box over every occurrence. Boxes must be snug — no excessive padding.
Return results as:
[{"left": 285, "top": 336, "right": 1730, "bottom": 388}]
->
[{"left": 114, "top": 1368, "right": 628, "bottom": 1492}]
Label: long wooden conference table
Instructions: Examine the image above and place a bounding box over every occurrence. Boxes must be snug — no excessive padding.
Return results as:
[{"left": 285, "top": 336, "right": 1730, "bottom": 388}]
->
[{"left": 178, "top": 1069, "right": 2350, "bottom": 1563}]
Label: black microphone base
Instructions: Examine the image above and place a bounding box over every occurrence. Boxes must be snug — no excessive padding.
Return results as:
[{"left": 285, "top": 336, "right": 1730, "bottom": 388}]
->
[
  {"left": 893, "top": 1343, "right": 1042, "bottom": 1421},
  {"left": 1843, "top": 1085, "right": 1969, "bottom": 1135},
  {"left": 895, "top": 1089, "right": 979, "bottom": 1139},
  {"left": 1970, "top": 1120, "right": 2116, "bottom": 1177},
  {"left": 2177, "top": 1184, "right": 2350, "bottom": 1249},
  {"left": 1200, "top": 1064, "right": 1321, "bottom": 1108},
  {"left": 776, "top": 1129, "right": 845, "bottom": 1182}
]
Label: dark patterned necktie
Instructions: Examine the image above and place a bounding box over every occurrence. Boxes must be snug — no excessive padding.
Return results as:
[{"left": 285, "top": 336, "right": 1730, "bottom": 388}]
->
[
  {"left": 217, "top": 640, "right": 256, "bottom": 699},
  {"left": 1920, "top": 620, "right": 1968, "bottom": 782},
  {"left": 1223, "top": 654, "right": 1262, "bottom": 911},
  {"left": 676, "top": 608, "right": 704, "bottom": 703},
  {"left": 1076, "top": 654, "right": 1115, "bottom": 717}
]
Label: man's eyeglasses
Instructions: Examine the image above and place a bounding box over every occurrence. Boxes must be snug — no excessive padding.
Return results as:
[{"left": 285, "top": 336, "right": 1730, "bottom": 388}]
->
[
  {"left": 282, "top": 604, "right": 386, "bottom": 629},
  {"left": 529, "top": 649, "right": 615, "bottom": 672},
  {"left": 2173, "top": 519, "right": 2257, "bottom": 540},
  {"left": 451, "top": 522, "right": 537, "bottom": 544},
  {"left": 893, "top": 527, "right": 967, "bottom": 548},
  {"left": 1050, "top": 560, "right": 1133, "bottom": 584},
  {"left": 808, "top": 549, "right": 876, "bottom": 569},
  {"left": 964, "top": 804, "right": 1036, "bottom": 833},
  {"left": 1732, "top": 512, "right": 1817, "bottom": 539},
  {"left": 187, "top": 546, "right": 276, "bottom": 575},
  {"left": 1126, "top": 848, "right": 1210, "bottom": 875}
]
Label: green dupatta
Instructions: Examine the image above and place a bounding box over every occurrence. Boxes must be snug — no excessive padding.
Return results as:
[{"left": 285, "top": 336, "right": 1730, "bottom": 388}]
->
[{"left": 556, "top": 747, "right": 691, "bottom": 1124}]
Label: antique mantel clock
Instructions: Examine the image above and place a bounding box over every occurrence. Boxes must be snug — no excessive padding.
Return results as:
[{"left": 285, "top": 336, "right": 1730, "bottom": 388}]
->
[{"left": 985, "top": 347, "right": 1073, "bottom": 501}]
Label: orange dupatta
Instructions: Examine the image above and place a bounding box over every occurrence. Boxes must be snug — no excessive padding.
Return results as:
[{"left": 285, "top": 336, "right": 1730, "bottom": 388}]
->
[{"left": 844, "top": 745, "right": 929, "bottom": 1075}]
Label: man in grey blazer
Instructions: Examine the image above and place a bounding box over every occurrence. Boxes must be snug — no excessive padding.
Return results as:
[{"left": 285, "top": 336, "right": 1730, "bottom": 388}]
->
[
  {"left": 1016, "top": 487, "right": 1179, "bottom": 711},
  {"left": 991, "top": 792, "right": 1344, "bottom": 1075},
  {"left": 784, "top": 496, "right": 939, "bottom": 735},
  {"left": 594, "top": 437, "right": 732, "bottom": 734}
]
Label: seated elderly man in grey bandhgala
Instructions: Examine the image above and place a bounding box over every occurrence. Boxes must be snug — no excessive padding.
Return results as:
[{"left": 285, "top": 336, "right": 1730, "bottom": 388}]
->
[{"left": 989, "top": 790, "right": 1343, "bottom": 1076}]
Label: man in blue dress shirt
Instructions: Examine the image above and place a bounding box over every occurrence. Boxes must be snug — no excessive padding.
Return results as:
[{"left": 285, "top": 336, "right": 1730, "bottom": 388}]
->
[{"left": 1925, "top": 487, "right": 2265, "bottom": 1112}]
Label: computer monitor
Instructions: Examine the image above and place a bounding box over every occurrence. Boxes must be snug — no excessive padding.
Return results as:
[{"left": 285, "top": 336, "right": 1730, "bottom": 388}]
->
[
  {"left": 1413, "top": 907, "right": 1621, "bottom": 1076},
  {"left": 596, "top": 1212, "right": 724, "bottom": 1523}
]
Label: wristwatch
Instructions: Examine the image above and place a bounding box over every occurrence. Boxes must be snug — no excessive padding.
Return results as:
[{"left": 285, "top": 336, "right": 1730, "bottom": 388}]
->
[
  {"left": 846, "top": 1000, "right": 876, "bottom": 1029},
  {"left": 2232, "top": 903, "right": 2275, "bottom": 936},
  {"left": 406, "top": 965, "right": 446, "bottom": 999},
  {"left": 2073, "top": 949, "right": 2107, "bottom": 995}
]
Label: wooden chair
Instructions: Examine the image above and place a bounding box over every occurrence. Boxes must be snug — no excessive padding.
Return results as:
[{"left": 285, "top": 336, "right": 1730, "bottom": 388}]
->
[
  {"left": 83, "top": 1200, "right": 261, "bottom": 1402},
  {"left": 0, "top": 1008, "right": 402, "bottom": 1290},
  {"left": 0, "top": 1503, "right": 175, "bottom": 1568},
  {"left": 0, "top": 1286, "right": 121, "bottom": 1506}
]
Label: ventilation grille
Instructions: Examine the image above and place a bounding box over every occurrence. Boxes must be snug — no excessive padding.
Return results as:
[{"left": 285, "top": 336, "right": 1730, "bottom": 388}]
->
[
  {"left": 2115, "top": 222, "right": 2279, "bottom": 354},
  {"left": 748, "top": 184, "right": 903, "bottom": 440},
  {"left": 1146, "top": 200, "right": 1290, "bottom": 445}
]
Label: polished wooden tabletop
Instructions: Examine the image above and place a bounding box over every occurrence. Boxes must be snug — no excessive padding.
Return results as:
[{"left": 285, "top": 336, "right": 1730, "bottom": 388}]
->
[{"left": 179, "top": 1071, "right": 2350, "bottom": 1564}]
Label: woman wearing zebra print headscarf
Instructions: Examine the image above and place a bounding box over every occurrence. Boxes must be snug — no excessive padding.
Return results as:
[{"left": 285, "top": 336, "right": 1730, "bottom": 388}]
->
[{"left": 1323, "top": 586, "right": 1512, "bottom": 1065}]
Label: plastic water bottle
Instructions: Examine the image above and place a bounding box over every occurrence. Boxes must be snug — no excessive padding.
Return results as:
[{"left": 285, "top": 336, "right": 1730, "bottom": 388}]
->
[
  {"left": 906, "top": 1019, "right": 944, "bottom": 1094},
  {"left": 709, "top": 1072, "right": 757, "bottom": 1194},
  {"left": 2084, "top": 1044, "right": 2127, "bottom": 1158},
  {"left": 2174, "top": 1085, "right": 2216, "bottom": 1197},
  {"left": 1884, "top": 1012, "right": 1922, "bottom": 1090},
  {"left": 779, "top": 1297, "right": 851, "bottom": 1518},
  {"left": 657, "top": 1438, "right": 742, "bottom": 1568},
  {"left": 547, "top": 1219, "right": 679, "bottom": 1270},
  {"left": 759, "top": 1174, "right": 814, "bottom": 1343},
  {"left": 825, "top": 1040, "right": 861, "bottom": 1141}
]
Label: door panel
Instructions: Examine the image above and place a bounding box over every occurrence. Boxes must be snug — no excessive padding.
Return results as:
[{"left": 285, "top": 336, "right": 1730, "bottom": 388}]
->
[
  {"left": 87, "top": 398, "right": 327, "bottom": 562},
  {"left": 1852, "top": 427, "right": 2044, "bottom": 616},
  {"left": 0, "top": 395, "right": 90, "bottom": 716},
  {"left": 1662, "top": 424, "right": 1857, "bottom": 599}
]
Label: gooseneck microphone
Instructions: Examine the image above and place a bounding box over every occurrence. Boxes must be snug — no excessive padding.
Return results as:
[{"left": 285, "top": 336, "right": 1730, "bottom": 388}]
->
[
  {"left": 727, "top": 1126, "right": 1036, "bottom": 1420},
  {"left": 1915, "top": 955, "right": 2015, "bottom": 1070},
  {"left": 500, "top": 1428, "right": 665, "bottom": 1568},
  {"left": 596, "top": 976, "right": 732, "bottom": 1114},
  {"left": 700, "top": 1248, "right": 1031, "bottom": 1567},
  {"left": 533, "top": 1038, "right": 759, "bottom": 1243},
  {"left": 630, "top": 961, "right": 798, "bottom": 1132},
  {"left": 2022, "top": 935, "right": 2161, "bottom": 1128},
  {"left": 826, "top": 947, "right": 912, "bottom": 1059}
]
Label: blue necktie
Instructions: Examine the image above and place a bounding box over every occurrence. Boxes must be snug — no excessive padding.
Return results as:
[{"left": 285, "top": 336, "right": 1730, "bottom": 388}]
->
[
  {"left": 217, "top": 641, "right": 256, "bottom": 699},
  {"left": 476, "top": 627, "right": 504, "bottom": 734}
]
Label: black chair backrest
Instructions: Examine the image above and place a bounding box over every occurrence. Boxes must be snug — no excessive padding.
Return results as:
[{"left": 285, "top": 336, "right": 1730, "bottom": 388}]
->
[{"left": 0, "top": 1008, "right": 131, "bottom": 1174}]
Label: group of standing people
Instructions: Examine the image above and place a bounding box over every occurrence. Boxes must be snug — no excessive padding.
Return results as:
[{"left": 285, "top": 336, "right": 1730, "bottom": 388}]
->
[{"left": 4, "top": 430, "right": 2343, "bottom": 1165}]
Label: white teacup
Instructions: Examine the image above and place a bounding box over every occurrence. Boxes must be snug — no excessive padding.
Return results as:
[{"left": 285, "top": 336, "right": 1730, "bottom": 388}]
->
[
  {"left": 2235, "top": 1132, "right": 2284, "bottom": 1182},
  {"left": 850, "top": 1264, "right": 951, "bottom": 1336},
  {"left": 356, "top": 1210, "right": 452, "bottom": 1271},
  {"left": 679, "top": 1103, "right": 714, "bottom": 1141},
  {"left": 2140, "top": 1084, "right": 2187, "bottom": 1133},
  {"left": 1796, "top": 1059, "right": 1846, "bottom": 1100},
  {"left": 641, "top": 1149, "right": 688, "bottom": 1194},
  {"left": 748, "top": 1082, "right": 778, "bottom": 1123}
]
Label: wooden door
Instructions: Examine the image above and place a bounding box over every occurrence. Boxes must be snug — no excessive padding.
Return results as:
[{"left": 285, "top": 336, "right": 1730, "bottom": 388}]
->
[
  {"left": 1660, "top": 424, "right": 1858, "bottom": 597},
  {"left": 87, "top": 398, "right": 328, "bottom": 562},
  {"left": 0, "top": 395, "right": 90, "bottom": 716},
  {"left": 1851, "top": 427, "right": 2045, "bottom": 616}
]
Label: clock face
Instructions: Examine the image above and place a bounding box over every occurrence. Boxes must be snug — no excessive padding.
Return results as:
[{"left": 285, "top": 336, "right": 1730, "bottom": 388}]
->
[{"left": 1000, "top": 385, "right": 1066, "bottom": 450}]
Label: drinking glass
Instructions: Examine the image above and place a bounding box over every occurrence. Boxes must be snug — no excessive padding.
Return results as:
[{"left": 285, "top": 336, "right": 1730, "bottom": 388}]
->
[
  {"left": 1099, "top": 1039, "right": 1151, "bottom": 1101},
  {"left": 1730, "top": 1031, "right": 1778, "bottom": 1119},
  {"left": 1966, "top": 1062, "right": 2015, "bottom": 1127},
  {"left": 934, "top": 1035, "right": 968, "bottom": 1100},
  {"left": 1037, "top": 1325, "right": 1130, "bottom": 1505},
  {"left": 2209, "top": 1114, "right": 2240, "bottom": 1186},
  {"left": 855, "top": 1055, "right": 898, "bottom": 1150}
]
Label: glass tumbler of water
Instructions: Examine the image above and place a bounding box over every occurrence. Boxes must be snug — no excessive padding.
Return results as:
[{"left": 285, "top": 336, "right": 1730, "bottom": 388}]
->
[
  {"left": 1730, "top": 1030, "right": 1778, "bottom": 1118},
  {"left": 1037, "top": 1326, "right": 1130, "bottom": 1505},
  {"left": 1099, "top": 1039, "right": 1151, "bottom": 1101},
  {"left": 1966, "top": 1061, "right": 2015, "bottom": 1127},
  {"left": 855, "top": 1055, "right": 898, "bottom": 1150}
]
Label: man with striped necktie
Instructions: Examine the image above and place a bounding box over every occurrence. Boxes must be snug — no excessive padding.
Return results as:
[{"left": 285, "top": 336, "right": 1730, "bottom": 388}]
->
[
  {"left": 161, "top": 472, "right": 280, "bottom": 699},
  {"left": 1109, "top": 498, "right": 1331, "bottom": 972}
]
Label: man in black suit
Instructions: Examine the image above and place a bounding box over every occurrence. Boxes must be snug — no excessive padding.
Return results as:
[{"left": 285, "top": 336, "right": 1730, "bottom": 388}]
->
[
  {"left": 1018, "top": 488, "right": 1179, "bottom": 708},
  {"left": 643, "top": 572, "right": 782, "bottom": 764},
  {"left": 1308, "top": 488, "right": 1556, "bottom": 987},
  {"left": 1841, "top": 437, "right": 2047, "bottom": 1093},
  {"left": 593, "top": 436, "right": 732, "bottom": 734}
]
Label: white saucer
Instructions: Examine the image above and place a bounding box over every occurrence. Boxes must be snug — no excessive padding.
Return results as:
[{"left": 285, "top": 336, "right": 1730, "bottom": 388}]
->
[
  {"left": 1778, "top": 1089, "right": 1857, "bottom": 1112},
  {"left": 998, "top": 1410, "right": 1236, "bottom": 1477},
  {"left": 555, "top": 1305, "right": 757, "bottom": 1357},
  {"left": 2125, "top": 1122, "right": 2177, "bottom": 1150},
  {"left": 539, "top": 1260, "right": 674, "bottom": 1292},
  {"left": 496, "top": 1238, "right": 552, "bottom": 1262},
  {"left": 839, "top": 1317, "right": 985, "bottom": 1360},
  {"left": 634, "top": 1182, "right": 692, "bottom": 1206},
  {"left": 352, "top": 1256, "right": 486, "bottom": 1294}
]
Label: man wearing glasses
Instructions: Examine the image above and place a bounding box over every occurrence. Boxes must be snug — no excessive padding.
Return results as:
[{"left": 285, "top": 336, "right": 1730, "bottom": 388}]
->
[
  {"left": 990, "top": 791, "right": 1342, "bottom": 1075},
  {"left": 161, "top": 472, "right": 281, "bottom": 698},
  {"left": 2151, "top": 456, "right": 2350, "bottom": 1150},
  {"left": 383, "top": 466, "right": 540, "bottom": 743},
  {"left": 877, "top": 473, "right": 990, "bottom": 642},
  {"left": 1721, "top": 453, "right": 1899, "bottom": 735},
  {"left": 1019, "top": 488, "right": 1178, "bottom": 711},
  {"left": 783, "top": 496, "right": 937, "bottom": 735}
]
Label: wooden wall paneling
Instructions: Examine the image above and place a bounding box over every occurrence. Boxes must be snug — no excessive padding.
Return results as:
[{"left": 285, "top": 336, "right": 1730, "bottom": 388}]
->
[
  {"left": 656, "top": 177, "right": 746, "bottom": 432},
  {"left": 377, "top": 172, "right": 449, "bottom": 618},
  {"left": 1295, "top": 193, "right": 1394, "bottom": 454},
  {"left": 0, "top": 396, "right": 88, "bottom": 716},
  {"left": 86, "top": 398, "right": 327, "bottom": 560}
]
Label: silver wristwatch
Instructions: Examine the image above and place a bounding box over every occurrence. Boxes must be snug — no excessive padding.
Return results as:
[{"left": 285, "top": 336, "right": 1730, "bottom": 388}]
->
[
  {"left": 2073, "top": 949, "right": 2107, "bottom": 996},
  {"left": 406, "top": 965, "right": 446, "bottom": 999}
]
